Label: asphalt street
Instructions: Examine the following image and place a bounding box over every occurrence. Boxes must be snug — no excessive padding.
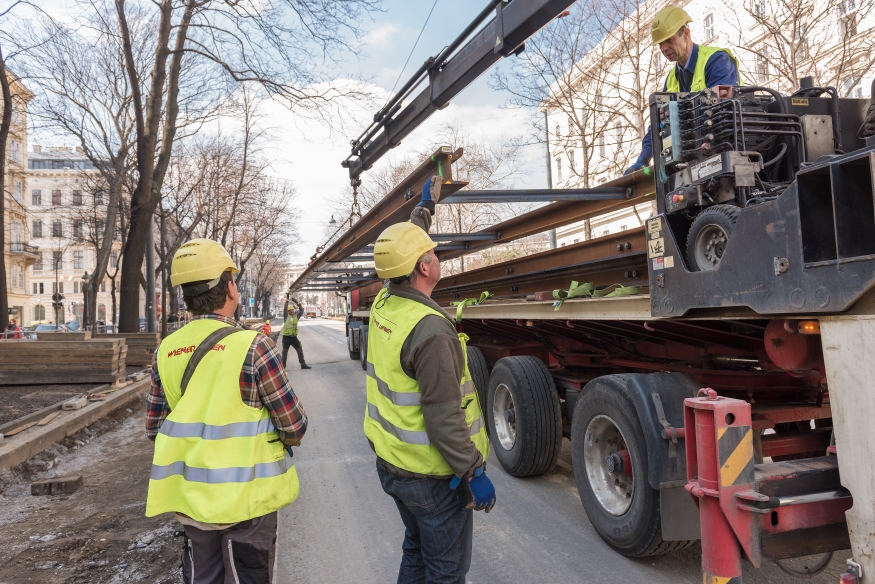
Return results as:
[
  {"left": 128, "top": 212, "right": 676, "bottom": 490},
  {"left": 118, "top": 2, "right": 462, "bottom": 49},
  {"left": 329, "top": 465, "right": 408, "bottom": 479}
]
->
[{"left": 275, "top": 318, "right": 848, "bottom": 584}]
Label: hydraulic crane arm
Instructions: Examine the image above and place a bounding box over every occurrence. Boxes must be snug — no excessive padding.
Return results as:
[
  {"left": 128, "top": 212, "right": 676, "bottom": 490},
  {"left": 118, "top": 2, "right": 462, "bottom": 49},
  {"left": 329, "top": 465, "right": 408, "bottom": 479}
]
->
[{"left": 341, "top": 0, "right": 575, "bottom": 182}]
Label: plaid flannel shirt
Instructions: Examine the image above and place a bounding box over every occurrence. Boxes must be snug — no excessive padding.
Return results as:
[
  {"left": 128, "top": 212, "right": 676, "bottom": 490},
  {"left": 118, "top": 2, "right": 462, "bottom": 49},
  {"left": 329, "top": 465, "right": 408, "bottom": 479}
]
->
[{"left": 146, "top": 314, "right": 307, "bottom": 445}]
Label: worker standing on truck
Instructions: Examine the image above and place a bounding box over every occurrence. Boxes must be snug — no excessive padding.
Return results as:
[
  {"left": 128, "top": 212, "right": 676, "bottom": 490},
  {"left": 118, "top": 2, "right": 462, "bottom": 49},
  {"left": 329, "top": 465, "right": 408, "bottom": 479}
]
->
[
  {"left": 625, "top": 6, "right": 741, "bottom": 174},
  {"left": 145, "top": 239, "right": 308, "bottom": 584},
  {"left": 281, "top": 296, "right": 311, "bottom": 370},
  {"left": 365, "top": 189, "right": 495, "bottom": 584}
]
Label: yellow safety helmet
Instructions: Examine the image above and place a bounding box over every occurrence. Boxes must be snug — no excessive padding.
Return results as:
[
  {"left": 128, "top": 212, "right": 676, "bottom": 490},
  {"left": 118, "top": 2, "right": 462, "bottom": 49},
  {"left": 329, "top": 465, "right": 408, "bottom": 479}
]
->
[
  {"left": 651, "top": 6, "right": 692, "bottom": 44},
  {"left": 374, "top": 222, "right": 437, "bottom": 279},
  {"left": 170, "top": 238, "right": 239, "bottom": 295}
]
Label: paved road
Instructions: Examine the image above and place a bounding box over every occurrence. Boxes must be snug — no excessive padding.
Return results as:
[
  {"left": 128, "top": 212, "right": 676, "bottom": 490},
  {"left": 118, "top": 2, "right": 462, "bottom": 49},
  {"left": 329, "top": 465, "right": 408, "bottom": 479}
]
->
[{"left": 276, "top": 319, "right": 847, "bottom": 584}]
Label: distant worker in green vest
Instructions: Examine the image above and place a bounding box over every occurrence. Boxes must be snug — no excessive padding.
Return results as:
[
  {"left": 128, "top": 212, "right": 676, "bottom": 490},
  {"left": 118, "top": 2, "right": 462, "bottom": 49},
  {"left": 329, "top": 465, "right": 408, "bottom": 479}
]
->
[
  {"left": 365, "top": 185, "right": 495, "bottom": 584},
  {"left": 145, "top": 238, "right": 308, "bottom": 584},
  {"left": 625, "top": 6, "right": 741, "bottom": 175},
  {"left": 281, "top": 296, "right": 311, "bottom": 369}
]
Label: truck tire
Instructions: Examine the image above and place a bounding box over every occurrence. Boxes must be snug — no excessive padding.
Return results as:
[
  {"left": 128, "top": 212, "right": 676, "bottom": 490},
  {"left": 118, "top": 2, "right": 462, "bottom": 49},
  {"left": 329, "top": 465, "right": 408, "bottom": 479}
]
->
[
  {"left": 487, "top": 356, "right": 562, "bottom": 477},
  {"left": 348, "top": 326, "right": 360, "bottom": 361},
  {"left": 466, "top": 346, "right": 489, "bottom": 418},
  {"left": 686, "top": 204, "right": 740, "bottom": 272},
  {"left": 571, "top": 374, "right": 693, "bottom": 557},
  {"left": 359, "top": 327, "right": 369, "bottom": 371}
]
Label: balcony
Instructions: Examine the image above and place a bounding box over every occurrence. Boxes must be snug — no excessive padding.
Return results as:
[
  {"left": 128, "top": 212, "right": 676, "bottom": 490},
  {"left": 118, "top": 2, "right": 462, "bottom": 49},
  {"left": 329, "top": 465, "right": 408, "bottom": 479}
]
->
[{"left": 7, "top": 242, "right": 39, "bottom": 258}]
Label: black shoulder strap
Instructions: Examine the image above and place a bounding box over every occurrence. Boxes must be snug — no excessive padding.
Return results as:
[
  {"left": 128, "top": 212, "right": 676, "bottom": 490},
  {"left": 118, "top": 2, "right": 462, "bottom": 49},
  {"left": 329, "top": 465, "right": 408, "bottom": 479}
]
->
[{"left": 180, "top": 326, "right": 246, "bottom": 396}]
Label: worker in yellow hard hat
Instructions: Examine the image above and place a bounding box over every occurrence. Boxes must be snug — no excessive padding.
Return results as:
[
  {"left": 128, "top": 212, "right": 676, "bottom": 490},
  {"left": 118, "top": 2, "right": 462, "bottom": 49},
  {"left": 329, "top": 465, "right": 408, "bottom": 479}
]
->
[
  {"left": 625, "top": 5, "right": 741, "bottom": 175},
  {"left": 364, "top": 188, "right": 494, "bottom": 583},
  {"left": 145, "top": 238, "right": 308, "bottom": 584}
]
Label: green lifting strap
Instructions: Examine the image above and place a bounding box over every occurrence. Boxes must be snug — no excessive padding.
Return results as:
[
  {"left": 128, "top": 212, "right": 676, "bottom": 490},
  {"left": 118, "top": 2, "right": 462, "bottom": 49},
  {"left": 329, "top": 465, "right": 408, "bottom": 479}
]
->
[
  {"left": 552, "top": 281, "right": 638, "bottom": 311},
  {"left": 450, "top": 291, "right": 493, "bottom": 322}
]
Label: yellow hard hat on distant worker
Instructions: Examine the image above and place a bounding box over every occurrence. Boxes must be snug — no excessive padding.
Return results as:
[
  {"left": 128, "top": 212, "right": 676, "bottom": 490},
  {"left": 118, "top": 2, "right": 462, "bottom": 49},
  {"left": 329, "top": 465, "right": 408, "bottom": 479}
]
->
[
  {"left": 651, "top": 6, "right": 692, "bottom": 44},
  {"left": 374, "top": 222, "right": 437, "bottom": 279},
  {"left": 170, "top": 238, "right": 239, "bottom": 294}
]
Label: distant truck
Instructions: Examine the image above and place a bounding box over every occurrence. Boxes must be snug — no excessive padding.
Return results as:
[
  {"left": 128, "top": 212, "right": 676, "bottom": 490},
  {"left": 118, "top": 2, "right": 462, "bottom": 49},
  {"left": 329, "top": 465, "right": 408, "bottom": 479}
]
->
[{"left": 304, "top": 305, "right": 321, "bottom": 318}]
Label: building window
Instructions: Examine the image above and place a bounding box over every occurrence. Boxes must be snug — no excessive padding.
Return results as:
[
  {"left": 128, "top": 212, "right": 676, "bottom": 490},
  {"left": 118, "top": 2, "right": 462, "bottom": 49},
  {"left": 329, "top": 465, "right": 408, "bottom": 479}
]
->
[
  {"left": 599, "top": 134, "right": 606, "bottom": 158},
  {"left": 795, "top": 26, "right": 809, "bottom": 62},
  {"left": 101, "top": 281, "right": 107, "bottom": 293},
  {"left": 32, "top": 190, "right": 41, "bottom": 205},
  {"left": 95, "top": 190, "right": 105, "bottom": 206},
  {"left": 34, "top": 253, "right": 44, "bottom": 271},
  {"left": 14, "top": 180, "right": 22, "bottom": 202},
  {"left": 555, "top": 156, "right": 563, "bottom": 182},
  {"left": 12, "top": 221, "right": 21, "bottom": 243},
  {"left": 73, "top": 219, "right": 84, "bottom": 238},
  {"left": 756, "top": 48, "right": 769, "bottom": 82},
  {"left": 74, "top": 281, "right": 80, "bottom": 294},
  {"left": 74, "top": 250, "right": 84, "bottom": 270},
  {"left": 614, "top": 122, "right": 623, "bottom": 145},
  {"left": 12, "top": 265, "right": 22, "bottom": 288},
  {"left": 754, "top": 0, "right": 767, "bottom": 17},
  {"left": 52, "top": 190, "right": 61, "bottom": 205},
  {"left": 53, "top": 251, "right": 63, "bottom": 270},
  {"left": 53, "top": 281, "right": 64, "bottom": 294},
  {"left": 32, "top": 220, "right": 42, "bottom": 238},
  {"left": 98, "top": 304, "right": 106, "bottom": 321},
  {"left": 703, "top": 14, "right": 715, "bottom": 40},
  {"left": 844, "top": 78, "right": 863, "bottom": 97},
  {"left": 72, "top": 190, "right": 83, "bottom": 205},
  {"left": 10, "top": 140, "right": 20, "bottom": 164},
  {"left": 110, "top": 250, "right": 118, "bottom": 268},
  {"left": 33, "top": 305, "right": 45, "bottom": 322},
  {"left": 621, "top": 225, "right": 628, "bottom": 231},
  {"left": 52, "top": 220, "right": 63, "bottom": 237}
]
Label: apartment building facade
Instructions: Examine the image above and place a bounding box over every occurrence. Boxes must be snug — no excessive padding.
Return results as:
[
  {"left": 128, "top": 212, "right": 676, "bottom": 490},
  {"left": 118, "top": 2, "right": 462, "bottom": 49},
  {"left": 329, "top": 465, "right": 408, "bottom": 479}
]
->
[
  {"left": 2, "top": 71, "right": 35, "bottom": 325},
  {"left": 26, "top": 146, "right": 123, "bottom": 325},
  {"left": 546, "top": 0, "right": 874, "bottom": 246}
]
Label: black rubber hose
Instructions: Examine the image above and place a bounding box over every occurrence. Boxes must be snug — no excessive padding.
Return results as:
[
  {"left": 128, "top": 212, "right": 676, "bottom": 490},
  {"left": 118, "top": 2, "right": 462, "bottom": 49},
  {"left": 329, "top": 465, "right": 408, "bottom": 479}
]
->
[{"left": 736, "top": 86, "right": 787, "bottom": 114}]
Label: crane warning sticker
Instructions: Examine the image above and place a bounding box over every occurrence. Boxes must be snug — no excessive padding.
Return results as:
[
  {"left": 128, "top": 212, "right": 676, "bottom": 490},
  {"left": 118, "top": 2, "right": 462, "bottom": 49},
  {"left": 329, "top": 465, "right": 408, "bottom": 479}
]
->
[
  {"left": 691, "top": 155, "right": 723, "bottom": 181},
  {"left": 648, "top": 238, "right": 665, "bottom": 258},
  {"left": 647, "top": 218, "right": 662, "bottom": 238},
  {"left": 652, "top": 255, "right": 675, "bottom": 270}
]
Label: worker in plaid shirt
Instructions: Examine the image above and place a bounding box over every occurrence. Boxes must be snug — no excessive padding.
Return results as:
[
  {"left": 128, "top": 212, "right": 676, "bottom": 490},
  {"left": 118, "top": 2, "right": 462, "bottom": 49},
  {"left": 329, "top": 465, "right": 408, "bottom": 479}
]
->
[{"left": 145, "top": 239, "right": 307, "bottom": 584}]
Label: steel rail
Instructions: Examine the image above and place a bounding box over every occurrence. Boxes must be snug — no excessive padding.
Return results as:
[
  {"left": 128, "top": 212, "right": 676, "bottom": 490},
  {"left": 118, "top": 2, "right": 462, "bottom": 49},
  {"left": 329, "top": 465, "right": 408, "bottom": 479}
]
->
[{"left": 439, "top": 187, "right": 631, "bottom": 203}]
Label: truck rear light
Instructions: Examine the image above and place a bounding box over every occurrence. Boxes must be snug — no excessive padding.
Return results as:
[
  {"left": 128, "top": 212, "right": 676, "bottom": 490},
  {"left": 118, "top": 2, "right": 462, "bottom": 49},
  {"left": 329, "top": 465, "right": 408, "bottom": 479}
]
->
[
  {"left": 798, "top": 320, "right": 821, "bottom": 335},
  {"left": 840, "top": 573, "right": 859, "bottom": 584}
]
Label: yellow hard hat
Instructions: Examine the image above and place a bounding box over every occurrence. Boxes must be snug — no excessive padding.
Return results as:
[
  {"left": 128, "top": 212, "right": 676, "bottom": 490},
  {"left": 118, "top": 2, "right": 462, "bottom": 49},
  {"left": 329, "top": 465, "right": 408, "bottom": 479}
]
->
[
  {"left": 651, "top": 6, "right": 692, "bottom": 44},
  {"left": 170, "top": 238, "right": 239, "bottom": 292},
  {"left": 374, "top": 222, "right": 437, "bottom": 279}
]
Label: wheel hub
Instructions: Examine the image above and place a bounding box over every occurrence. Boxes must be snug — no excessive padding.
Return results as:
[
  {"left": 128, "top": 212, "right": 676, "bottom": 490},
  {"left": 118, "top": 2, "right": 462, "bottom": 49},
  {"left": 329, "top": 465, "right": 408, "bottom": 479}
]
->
[
  {"left": 492, "top": 383, "right": 517, "bottom": 451},
  {"left": 583, "top": 415, "right": 634, "bottom": 516},
  {"left": 694, "top": 224, "right": 730, "bottom": 271}
]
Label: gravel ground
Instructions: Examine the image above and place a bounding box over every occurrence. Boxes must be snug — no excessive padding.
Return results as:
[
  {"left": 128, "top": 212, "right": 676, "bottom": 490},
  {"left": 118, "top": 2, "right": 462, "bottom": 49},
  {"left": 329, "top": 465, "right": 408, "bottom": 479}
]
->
[{"left": 0, "top": 395, "right": 181, "bottom": 583}]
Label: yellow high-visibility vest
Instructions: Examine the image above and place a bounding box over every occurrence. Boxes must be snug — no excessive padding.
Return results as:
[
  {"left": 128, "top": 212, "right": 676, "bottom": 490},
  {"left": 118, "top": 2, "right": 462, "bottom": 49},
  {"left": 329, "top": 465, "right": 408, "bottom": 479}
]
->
[
  {"left": 147, "top": 319, "right": 299, "bottom": 523},
  {"left": 281, "top": 314, "right": 298, "bottom": 336},
  {"left": 363, "top": 288, "right": 489, "bottom": 476},
  {"left": 666, "top": 45, "right": 742, "bottom": 93}
]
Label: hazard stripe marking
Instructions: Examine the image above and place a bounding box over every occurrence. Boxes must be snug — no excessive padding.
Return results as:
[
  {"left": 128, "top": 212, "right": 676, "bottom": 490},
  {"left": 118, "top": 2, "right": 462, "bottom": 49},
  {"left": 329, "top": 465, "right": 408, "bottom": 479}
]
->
[
  {"left": 718, "top": 425, "right": 754, "bottom": 487},
  {"left": 703, "top": 575, "right": 742, "bottom": 584}
]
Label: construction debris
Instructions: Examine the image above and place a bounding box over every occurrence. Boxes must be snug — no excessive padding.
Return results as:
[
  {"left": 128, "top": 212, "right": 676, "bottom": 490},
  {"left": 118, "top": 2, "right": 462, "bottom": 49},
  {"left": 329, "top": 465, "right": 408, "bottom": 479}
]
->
[{"left": 31, "top": 474, "right": 84, "bottom": 496}]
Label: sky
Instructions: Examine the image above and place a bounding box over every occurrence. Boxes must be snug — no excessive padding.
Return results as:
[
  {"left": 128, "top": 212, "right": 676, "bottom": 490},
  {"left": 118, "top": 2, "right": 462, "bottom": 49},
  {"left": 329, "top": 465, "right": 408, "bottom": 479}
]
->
[{"left": 263, "top": 0, "right": 550, "bottom": 263}]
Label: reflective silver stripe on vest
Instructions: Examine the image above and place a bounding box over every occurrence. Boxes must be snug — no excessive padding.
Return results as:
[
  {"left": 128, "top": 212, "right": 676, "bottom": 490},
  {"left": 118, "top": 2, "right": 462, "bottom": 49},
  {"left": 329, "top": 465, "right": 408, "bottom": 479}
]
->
[
  {"left": 150, "top": 453, "right": 294, "bottom": 483},
  {"left": 470, "top": 416, "right": 484, "bottom": 436},
  {"left": 367, "top": 403, "right": 430, "bottom": 445},
  {"left": 462, "top": 380, "right": 475, "bottom": 397},
  {"left": 366, "top": 362, "right": 421, "bottom": 406},
  {"left": 159, "top": 418, "right": 276, "bottom": 440}
]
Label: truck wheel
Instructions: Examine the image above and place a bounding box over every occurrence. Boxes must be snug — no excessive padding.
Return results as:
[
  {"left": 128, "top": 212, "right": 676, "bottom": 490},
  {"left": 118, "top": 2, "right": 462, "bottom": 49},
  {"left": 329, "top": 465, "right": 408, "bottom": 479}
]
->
[
  {"left": 571, "top": 375, "right": 691, "bottom": 557},
  {"left": 686, "top": 204, "right": 740, "bottom": 272},
  {"left": 466, "top": 346, "right": 489, "bottom": 418},
  {"left": 348, "top": 326, "right": 360, "bottom": 360},
  {"left": 359, "top": 327, "right": 369, "bottom": 371},
  {"left": 487, "top": 356, "right": 562, "bottom": 477}
]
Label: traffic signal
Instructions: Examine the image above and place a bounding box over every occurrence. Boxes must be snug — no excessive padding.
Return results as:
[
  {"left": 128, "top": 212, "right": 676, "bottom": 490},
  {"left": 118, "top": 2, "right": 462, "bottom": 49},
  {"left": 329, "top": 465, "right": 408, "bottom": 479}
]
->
[{"left": 51, "top": 292, "right": 64, "bottom": 303}]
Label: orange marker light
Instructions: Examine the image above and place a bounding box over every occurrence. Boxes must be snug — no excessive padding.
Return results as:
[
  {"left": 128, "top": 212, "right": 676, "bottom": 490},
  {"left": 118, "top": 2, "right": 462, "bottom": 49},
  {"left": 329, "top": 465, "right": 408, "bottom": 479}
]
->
[{"left": 798, "top": 320, "right": 821, "bottom": 335}]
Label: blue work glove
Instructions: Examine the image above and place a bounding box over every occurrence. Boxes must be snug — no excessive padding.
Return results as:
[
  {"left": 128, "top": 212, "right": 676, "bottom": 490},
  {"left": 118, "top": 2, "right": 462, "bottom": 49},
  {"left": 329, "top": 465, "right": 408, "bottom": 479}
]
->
[
  {"left": 416, "top": 175, "right": 442, "bottom": 214},
  {"left": 624, "top": 161, "right": 644, "bottom": 175},
  {"left": 449, "top": 467, "right": 496, "bottom": 512},
  {"left": 285, "top": 446, "right": 294, "bottom": 458}
]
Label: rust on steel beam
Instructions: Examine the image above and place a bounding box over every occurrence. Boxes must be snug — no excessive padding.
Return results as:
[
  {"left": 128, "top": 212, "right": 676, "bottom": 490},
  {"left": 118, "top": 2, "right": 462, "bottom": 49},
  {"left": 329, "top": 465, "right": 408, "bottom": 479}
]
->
[
  {"left": 431, "top": 228, "right": 649, "bottom": 303},
  {"left": 436, "top": 168, "right": 655, "bottom": 262},
  {"left": 290, "top": 146, "right": 466, "bottom": 292}
]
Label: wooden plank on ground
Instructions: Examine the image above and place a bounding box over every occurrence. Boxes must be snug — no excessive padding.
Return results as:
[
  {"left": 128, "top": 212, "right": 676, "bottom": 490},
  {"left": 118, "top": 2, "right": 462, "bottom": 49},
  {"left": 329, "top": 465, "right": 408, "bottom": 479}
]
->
[
  {"left": 36, "top": 411, "right": 61, "bottom": 426},
  {"left": 4, "top": 421, "right": 38, "bottom": 436},
  {"left": 31, "top": 475, "right": 83, "bottom": 496}
]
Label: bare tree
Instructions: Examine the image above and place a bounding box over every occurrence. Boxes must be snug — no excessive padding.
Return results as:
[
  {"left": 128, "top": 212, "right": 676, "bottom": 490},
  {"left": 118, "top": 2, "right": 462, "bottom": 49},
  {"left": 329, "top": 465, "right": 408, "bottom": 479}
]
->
[{"left": 731, "top": 0, "right": 875, "bottom": 94}]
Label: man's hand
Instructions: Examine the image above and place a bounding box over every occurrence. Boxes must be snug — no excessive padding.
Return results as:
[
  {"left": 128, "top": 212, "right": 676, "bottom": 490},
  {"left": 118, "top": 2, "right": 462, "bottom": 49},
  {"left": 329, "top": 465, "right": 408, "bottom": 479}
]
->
[
  {"left": 450, "top": 466, "right": 496, "bottom": 512},
  {"left": 624, "top": 161, "right": 645, "bottom": 175}
]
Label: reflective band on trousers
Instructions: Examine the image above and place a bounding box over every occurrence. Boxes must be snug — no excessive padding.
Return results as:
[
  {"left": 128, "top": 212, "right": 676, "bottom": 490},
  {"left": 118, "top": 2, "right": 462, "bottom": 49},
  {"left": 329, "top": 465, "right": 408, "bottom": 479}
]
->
[
  {"left": 151, "top": 453, "right": 294, "bottom": 483},
  {"left": 159, "top": 418, "right": 276, "bottom": 440},
  {"left": 367, "top": 403, "right": 484, "bottom": 446},
  {"left": 367, "top": 362, "right": 476, "bottom": 406}
]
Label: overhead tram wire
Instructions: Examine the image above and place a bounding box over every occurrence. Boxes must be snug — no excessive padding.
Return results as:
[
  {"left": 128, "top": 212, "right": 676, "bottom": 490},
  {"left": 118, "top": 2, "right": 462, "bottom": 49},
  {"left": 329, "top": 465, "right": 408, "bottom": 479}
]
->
[{"left": 388, "top": 0, "right": 440, "bottom": 98}]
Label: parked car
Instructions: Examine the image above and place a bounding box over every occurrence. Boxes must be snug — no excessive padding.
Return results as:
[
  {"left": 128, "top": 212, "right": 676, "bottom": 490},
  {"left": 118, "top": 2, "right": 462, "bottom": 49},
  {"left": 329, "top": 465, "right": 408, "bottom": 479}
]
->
[
  {"left": 66, "top": 321, "right": 81, "bottom": 331},
  {"left": 26, "top": 323, "right": 70, "bottom": 332}
]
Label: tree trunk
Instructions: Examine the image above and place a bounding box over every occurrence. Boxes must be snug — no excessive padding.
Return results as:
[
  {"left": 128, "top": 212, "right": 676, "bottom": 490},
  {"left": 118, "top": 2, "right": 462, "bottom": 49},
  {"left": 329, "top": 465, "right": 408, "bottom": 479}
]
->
[
  {"left": 160, "top": 210, "right": 167, "bottom": 337},
  {"left": 0, "top": 47, "right": 12, "bottom": 330},
  {"left": 87, "top": 179, "right": 125, "bottom": 328}
]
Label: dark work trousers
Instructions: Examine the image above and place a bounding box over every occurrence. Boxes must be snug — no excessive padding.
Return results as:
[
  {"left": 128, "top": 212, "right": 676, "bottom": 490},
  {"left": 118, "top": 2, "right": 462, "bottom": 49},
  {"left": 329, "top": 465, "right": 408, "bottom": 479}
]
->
[
  {"left": 377, "top": 460, "right": 473, "bottom": 584},
  {"left": 281, "top": 335, "right": 305, "bottom": 367},
  {"left": 181, "top": 512, "right": 277, "bottom": 584}
]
